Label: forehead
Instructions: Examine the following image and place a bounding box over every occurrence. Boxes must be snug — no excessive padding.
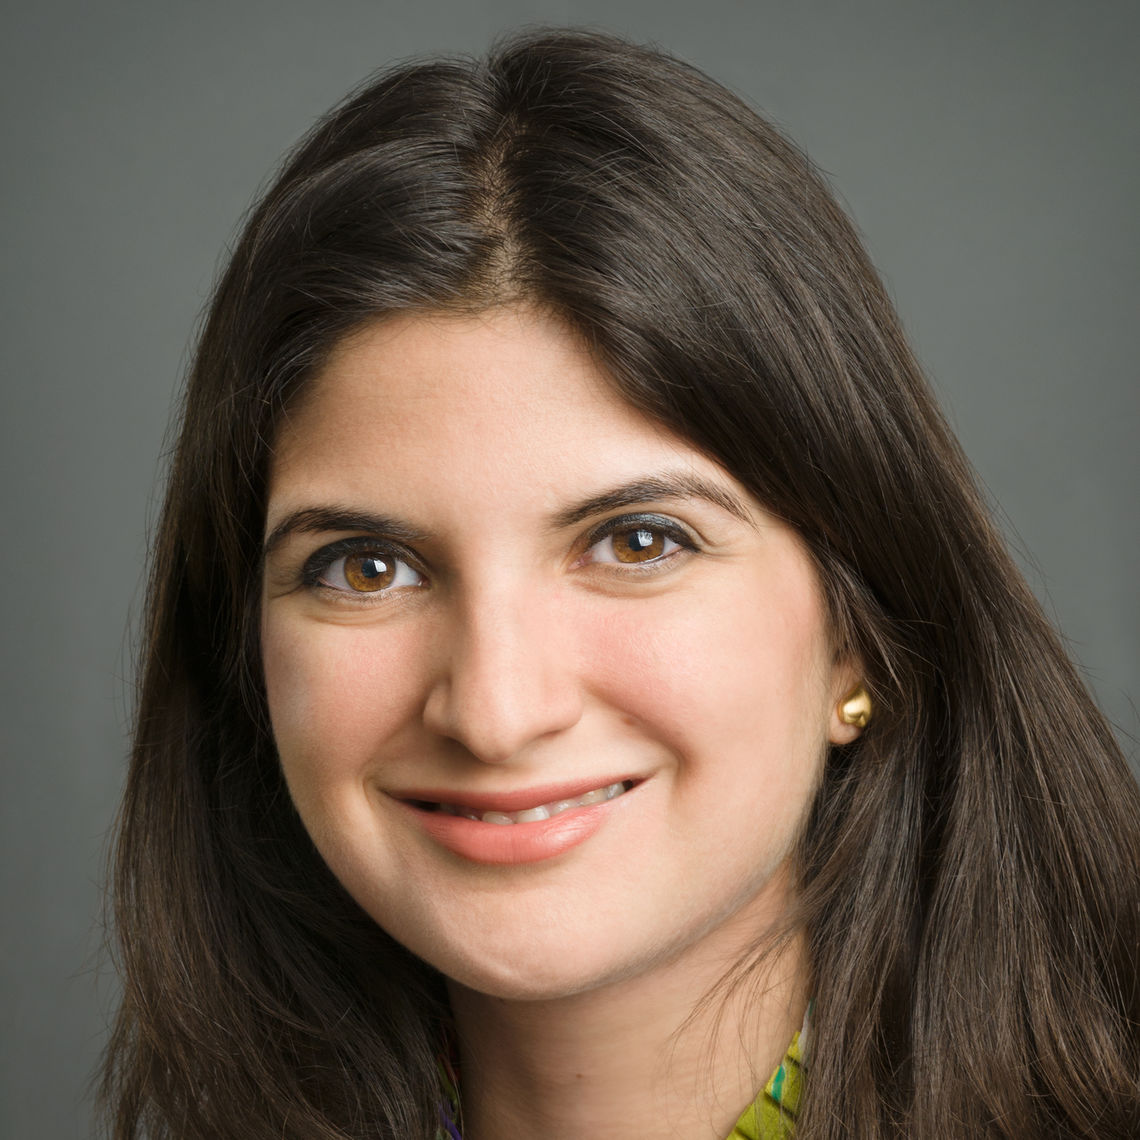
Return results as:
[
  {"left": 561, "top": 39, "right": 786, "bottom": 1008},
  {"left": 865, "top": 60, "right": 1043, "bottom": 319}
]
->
[
  {"left": 285, "top": 307, "right": 630, "bottom": 432},
  {"left": 267, "top": 307, "right": 730, "bottom": 519}
]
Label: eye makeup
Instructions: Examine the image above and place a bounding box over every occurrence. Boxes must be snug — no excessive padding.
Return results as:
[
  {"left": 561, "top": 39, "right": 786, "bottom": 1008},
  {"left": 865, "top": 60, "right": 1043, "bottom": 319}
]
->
[
  {"left": 578, "top": 512, "right": 699, "bottom": 571},
  {"left": 284, "top": 535, "right": 428, "bottom": 606},
  {"left": 267, "top": 504, "right": 707, "bottom": 606}
]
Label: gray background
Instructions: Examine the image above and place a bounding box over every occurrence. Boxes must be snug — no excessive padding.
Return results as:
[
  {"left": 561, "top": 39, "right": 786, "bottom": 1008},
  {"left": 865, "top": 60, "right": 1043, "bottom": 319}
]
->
[{"left": 2, "top": 1, "right": 1136, "bottom": 1136}]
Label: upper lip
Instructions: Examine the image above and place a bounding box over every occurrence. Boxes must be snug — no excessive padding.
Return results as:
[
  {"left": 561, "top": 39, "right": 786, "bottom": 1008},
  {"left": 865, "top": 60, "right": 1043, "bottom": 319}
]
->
[{"left": 388, "top": 775, "right": 643, "bottom": 814}]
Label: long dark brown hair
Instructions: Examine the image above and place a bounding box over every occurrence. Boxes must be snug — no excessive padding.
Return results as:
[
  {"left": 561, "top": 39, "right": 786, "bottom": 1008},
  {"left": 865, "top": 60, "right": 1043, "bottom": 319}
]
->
[{"left": 101, "top": 29, "right": 1140, "bottom": 1139}]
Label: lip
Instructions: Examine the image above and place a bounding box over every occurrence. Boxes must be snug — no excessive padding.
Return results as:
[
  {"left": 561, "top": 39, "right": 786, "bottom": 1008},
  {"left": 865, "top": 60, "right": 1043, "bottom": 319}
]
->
[
  {"left": 389, "top": 776, "right": 643, "bottom": 865},
  {"left": 387, "top": 775, "right": 643, "bottom": 814}
]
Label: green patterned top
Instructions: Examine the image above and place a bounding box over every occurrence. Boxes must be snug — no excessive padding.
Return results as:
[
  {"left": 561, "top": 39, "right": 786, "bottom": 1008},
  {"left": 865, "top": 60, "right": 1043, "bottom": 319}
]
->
[
  {"left": 724, "top": 1027, "right": 803, "bottom": 1139},
  {"left": 436, "top": 1025, "right": 803, "bottom": 1139}
]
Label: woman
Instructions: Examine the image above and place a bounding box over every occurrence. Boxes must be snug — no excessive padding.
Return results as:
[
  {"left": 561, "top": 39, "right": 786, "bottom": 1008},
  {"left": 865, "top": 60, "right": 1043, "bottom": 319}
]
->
[{"left": 101, "top": 29, "right": 1140, "bottom": 1140}]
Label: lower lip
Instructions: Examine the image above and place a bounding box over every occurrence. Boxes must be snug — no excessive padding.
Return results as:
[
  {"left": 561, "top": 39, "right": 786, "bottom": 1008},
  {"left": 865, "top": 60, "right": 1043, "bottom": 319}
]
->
[{"left": 397, "top": 795, "right": 628, "bottom": 865}]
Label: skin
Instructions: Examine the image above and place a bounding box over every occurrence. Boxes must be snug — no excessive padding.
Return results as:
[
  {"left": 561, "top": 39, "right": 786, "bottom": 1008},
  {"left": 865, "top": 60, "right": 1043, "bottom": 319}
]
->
[{"left": 261, "top": 306, "right": 863, "bottom": 1139}]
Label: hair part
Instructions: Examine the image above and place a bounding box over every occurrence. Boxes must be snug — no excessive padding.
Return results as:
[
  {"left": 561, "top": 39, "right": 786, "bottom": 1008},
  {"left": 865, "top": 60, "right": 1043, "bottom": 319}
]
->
[{"left": 102, "top": 28, "right": 1140, "bottom": 1139}]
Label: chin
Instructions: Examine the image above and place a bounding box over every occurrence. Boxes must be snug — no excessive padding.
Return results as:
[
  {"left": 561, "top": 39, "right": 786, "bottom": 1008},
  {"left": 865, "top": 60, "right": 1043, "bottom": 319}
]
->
[{"left": 434, "top": 937, "right": 645, "bottom": 1004}]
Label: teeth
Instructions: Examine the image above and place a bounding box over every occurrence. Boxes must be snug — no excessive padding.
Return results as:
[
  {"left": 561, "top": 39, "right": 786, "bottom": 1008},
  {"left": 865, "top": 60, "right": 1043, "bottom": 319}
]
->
[
  {"left": 576, "top": 787, "right": 609, "bottom": 806},
  {"left": 437, "top": 780, "right": 634, "bottom": 825},
  {"left": 481, "top": 812, "right": 515, "bottom": 826}
]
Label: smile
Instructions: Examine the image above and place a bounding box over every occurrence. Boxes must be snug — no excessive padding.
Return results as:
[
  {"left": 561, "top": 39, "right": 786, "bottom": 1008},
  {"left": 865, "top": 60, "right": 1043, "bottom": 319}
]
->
[
  {"left": 419, "top": 780, "right": 635, "bottom": 824},
  {"left": 393, "top": 777, "right": 643, "bottom": 865}
]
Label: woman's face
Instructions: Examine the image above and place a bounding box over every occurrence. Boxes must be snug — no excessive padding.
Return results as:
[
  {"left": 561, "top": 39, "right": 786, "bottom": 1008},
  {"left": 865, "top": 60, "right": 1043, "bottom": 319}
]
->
[{"left": 261, "top": 307, "right": 861, "bottom": 1000}]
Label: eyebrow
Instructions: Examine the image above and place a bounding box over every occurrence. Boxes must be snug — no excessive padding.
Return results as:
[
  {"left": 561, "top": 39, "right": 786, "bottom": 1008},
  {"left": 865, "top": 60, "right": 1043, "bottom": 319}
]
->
[
  {"left": 262, "top": 508, "right": 431, "bottom": 559},
  {"left": 263, "top": 471, "right": 754, "bottom": 558},
  {"left": 549, "top": 473, "right": 754, "bottom": 530}
]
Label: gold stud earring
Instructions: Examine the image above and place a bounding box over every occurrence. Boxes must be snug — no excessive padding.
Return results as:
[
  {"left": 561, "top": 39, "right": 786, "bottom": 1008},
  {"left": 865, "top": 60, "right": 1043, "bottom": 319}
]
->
[{"left": 838, "top": 685, "right": 872, "bottom": 729}]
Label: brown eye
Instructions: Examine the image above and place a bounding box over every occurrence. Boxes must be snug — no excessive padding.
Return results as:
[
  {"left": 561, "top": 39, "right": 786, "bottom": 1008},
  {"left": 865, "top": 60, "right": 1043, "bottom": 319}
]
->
[
  {"left": 314, "top": 547, "right": 424, "bottom": 596},
  {"left": 611, "top": 527, "right": 665, "bottom": 563},
  {"left": 585, "top": 520, "right": 689, "bottom": 568},
  {"left": 343, "top": 552, "right": 396, "bottom": 592}
]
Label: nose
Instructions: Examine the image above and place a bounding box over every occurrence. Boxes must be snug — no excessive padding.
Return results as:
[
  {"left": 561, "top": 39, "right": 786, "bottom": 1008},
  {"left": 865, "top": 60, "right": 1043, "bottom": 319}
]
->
[{"left": 421, "top": 586, "right": 584, "bottom": 764}]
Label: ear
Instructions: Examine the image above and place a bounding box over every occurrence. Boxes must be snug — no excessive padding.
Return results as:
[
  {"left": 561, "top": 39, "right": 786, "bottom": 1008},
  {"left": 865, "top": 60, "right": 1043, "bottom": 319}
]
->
[{"left": 827, "top": 659, "right": 868, "bottom": 746}]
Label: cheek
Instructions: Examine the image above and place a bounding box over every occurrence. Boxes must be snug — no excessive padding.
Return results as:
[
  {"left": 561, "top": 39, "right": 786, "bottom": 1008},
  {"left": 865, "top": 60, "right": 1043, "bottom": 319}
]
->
[
  {"left": 582, "top": 573, "right": 833, "bottom": 787},
  {"left": 260, "top": 615, "right": 423, "bottom": 796}
]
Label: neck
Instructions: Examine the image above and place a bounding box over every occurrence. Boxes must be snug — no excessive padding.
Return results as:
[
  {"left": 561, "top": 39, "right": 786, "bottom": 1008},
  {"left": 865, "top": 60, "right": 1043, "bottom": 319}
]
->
[{"left": 447, "top": 895, "right": 807, "bottom": 1140}]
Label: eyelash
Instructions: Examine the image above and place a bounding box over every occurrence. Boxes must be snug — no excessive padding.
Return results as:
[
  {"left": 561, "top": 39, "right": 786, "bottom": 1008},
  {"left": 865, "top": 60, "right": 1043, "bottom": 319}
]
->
[
  {"left": 299, "top": 514, "right": 698, "bottom": 601},
  {"left": 577, "top": 514, "right": 697, "bottom": 571},
  {"left": 300, "top": 537, "right": 426, "bottom": 601}
]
